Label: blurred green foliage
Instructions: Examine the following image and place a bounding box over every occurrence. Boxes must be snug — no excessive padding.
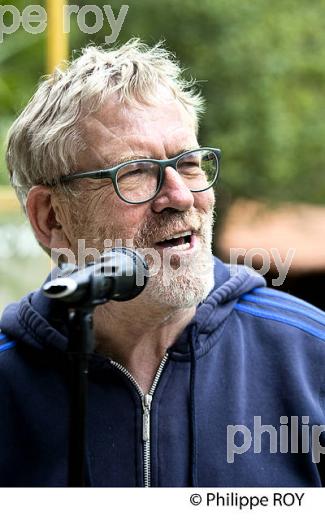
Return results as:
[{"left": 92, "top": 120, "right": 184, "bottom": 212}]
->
[{"left": 1, "top": 0, "right": 325, "bottom": 203}]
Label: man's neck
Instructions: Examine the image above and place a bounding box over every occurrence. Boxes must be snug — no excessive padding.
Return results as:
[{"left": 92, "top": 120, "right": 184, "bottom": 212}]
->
[{"left": 93, "top": 300, "right": 195, "bottom": 394}]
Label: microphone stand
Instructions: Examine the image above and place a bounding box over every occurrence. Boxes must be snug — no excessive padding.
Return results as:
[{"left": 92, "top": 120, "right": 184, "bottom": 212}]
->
[
  {"left": 64, "top": 271, "right": 113, "bottom": 487},
  {"left": 66, "top": 304, "right": 95, "bottom": 487},
  {"left": 42, "top": 248, "right": 148, "bottom": 487}
]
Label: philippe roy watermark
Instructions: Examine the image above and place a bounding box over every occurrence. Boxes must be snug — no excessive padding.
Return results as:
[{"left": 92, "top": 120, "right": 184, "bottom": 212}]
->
[
  {"left": 227, "top": 416, "right": 325, "bottom": 463},
  {"left": 51, "top": 238, "right": 214, "bottom": 287},
  {"left": 0, "top": 4, "right": 129, "bottom": 43},
  {"left": 50, "top": 239, "right": 296, "bottom": 287},
  {"left": 229, "top": 247, "right": 296, "bottom": 286}
]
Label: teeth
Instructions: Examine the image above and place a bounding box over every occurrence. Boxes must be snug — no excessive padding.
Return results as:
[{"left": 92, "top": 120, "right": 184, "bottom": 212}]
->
[{"left": 167, "top": 230, "right": 192, "bottom": 240}]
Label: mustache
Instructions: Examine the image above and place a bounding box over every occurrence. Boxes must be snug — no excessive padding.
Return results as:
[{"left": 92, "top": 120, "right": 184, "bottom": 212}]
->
[
  {"left": 133, "top": 208, "right": 213, "bottom": 247},
  {"left": 88, "top": 208, "right": 214, "bottom": 253}
]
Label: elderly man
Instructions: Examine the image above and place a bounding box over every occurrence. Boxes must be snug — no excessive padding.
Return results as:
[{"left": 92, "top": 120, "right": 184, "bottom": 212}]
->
[{"left": 1, "top": 40, "right": 325, "bottom": 487}]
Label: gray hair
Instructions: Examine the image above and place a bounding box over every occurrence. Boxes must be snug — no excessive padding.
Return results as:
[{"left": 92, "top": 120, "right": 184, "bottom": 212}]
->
[{"left": 6, "top": 38, "right": 205, "bottom": 212}]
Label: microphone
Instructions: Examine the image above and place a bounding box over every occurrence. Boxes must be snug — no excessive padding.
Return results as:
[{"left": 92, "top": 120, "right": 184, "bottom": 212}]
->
[{"left": 42, "top": 247, "right": 148, "bottom": 305}]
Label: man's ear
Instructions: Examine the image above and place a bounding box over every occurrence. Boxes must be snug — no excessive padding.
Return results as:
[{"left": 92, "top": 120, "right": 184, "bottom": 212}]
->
[{"left": 26, "top": 185, "right": 72, "bottom": 251}]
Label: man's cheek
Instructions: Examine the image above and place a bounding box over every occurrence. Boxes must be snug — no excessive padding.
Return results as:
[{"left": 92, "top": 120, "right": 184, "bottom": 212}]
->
[{"left": 194, "top": 189, "right": 215, "bottom": 212}]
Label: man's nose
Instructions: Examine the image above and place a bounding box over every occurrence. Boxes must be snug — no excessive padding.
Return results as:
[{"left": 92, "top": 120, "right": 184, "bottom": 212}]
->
[{"left": 151, "top": 166, "right": 194, "bottom": 213}]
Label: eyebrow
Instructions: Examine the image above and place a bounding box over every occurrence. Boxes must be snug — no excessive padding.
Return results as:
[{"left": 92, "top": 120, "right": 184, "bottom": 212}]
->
[{"left": 106, "top": 147, "right": 196, "bottom": 167}]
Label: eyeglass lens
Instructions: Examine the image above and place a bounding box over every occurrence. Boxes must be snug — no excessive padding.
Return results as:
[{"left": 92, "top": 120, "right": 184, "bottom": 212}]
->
[{"left": 116, "top": 149, "right": 218, "bottom": 203}]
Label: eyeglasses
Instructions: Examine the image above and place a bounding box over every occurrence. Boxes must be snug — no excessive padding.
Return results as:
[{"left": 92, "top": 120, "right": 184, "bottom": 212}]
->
[{"left": 59, "top": 147, "right": 221, "bottom": 204}]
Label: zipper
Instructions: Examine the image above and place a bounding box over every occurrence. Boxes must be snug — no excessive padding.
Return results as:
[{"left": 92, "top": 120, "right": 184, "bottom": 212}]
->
[{"left": 110, "top": 353, "right": 169, "bottom": 487}]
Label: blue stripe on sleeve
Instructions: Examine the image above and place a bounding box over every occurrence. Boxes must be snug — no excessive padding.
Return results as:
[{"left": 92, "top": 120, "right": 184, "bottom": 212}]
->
[
  {"left": 235, "top": 302, "right": 325, "bottom": 341},
  {"left": 241, "top": 294, "right": 325, "bottom": 327},
  {"left": 0, "top": 341, "right": 16, "bottom": 353},
  {"left": 253, "top": 288, "right": 325, "bottom": 317}
]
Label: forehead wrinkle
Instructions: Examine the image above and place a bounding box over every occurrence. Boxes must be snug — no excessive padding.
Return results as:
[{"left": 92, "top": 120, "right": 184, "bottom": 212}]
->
[{"left": 80, "top": 101, "right": 198, "bottom": 169}]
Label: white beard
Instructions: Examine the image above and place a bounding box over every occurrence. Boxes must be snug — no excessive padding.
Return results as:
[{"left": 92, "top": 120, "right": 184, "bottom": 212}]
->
[
  {"left": 69, "top": 205, "right": 216, "bottom": 311},
  {"left": 146, "top": 252, "right": 214, "bottom": 309},
  {"left": 137, "top": 209, "right": 215, "bottom": 310}
]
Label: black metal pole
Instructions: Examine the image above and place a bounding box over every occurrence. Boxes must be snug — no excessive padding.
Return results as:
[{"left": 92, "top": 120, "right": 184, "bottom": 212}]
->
[{"left": 67, "top": 306, "right": 94, "bottom": 487}]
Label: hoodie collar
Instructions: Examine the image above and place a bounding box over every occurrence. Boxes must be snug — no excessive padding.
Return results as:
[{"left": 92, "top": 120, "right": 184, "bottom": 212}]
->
[
  {"left": 166, "top": 257, "right": 266, "bottom": 357},
  {"left": 0, "top": 256, "right": 265, "bottom": 357}
]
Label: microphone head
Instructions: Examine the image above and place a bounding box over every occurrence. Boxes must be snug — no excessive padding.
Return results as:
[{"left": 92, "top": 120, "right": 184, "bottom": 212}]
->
[
  {"left": 42, "top": 247, "right": 148, "bottom": 304},
  {"left": 100, "top": 247, "right": 148, "bottom": 301}
]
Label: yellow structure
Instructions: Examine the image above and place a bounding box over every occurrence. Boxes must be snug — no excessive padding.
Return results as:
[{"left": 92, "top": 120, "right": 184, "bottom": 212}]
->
[
  {"left": 0, "top": 2, "right": 69, "bottom": 213},
  {"left": 46, "top": 0, "right": 69, "bottom": 73}
]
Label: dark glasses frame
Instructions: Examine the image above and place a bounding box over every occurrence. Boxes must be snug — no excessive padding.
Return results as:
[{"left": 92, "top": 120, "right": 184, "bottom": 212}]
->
[{"left": 59, "top": 147, "right": 221, "bottom": 204}]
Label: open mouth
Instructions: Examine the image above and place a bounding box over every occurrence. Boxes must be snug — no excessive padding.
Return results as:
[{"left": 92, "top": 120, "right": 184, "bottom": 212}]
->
[{"left": 155, "top": 231, "right": 194, "bottom": 251}]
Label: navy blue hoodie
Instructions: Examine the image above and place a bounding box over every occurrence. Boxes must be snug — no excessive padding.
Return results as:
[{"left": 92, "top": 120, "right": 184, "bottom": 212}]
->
[{"left": 1, "top": 257, "right": 325, "bottom": 487}]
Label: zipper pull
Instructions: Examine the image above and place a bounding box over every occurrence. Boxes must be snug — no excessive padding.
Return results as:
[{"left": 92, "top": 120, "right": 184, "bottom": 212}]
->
[{"left": 142, "top": 394, "right": 152, "bottom": 442}]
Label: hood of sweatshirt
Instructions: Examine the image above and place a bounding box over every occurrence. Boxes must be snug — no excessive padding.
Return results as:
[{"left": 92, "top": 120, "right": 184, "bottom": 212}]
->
[
  {"left": 0, "top": 255, "right": 267, "bottom": 487},
  {"left": 0, "top": 256, "right": 266, "bottom": 357}
]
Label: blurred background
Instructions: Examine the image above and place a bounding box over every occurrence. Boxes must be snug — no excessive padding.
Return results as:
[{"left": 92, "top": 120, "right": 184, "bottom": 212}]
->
[{"left": 1, "top": 0, "right": 325, "bottom": 314}]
